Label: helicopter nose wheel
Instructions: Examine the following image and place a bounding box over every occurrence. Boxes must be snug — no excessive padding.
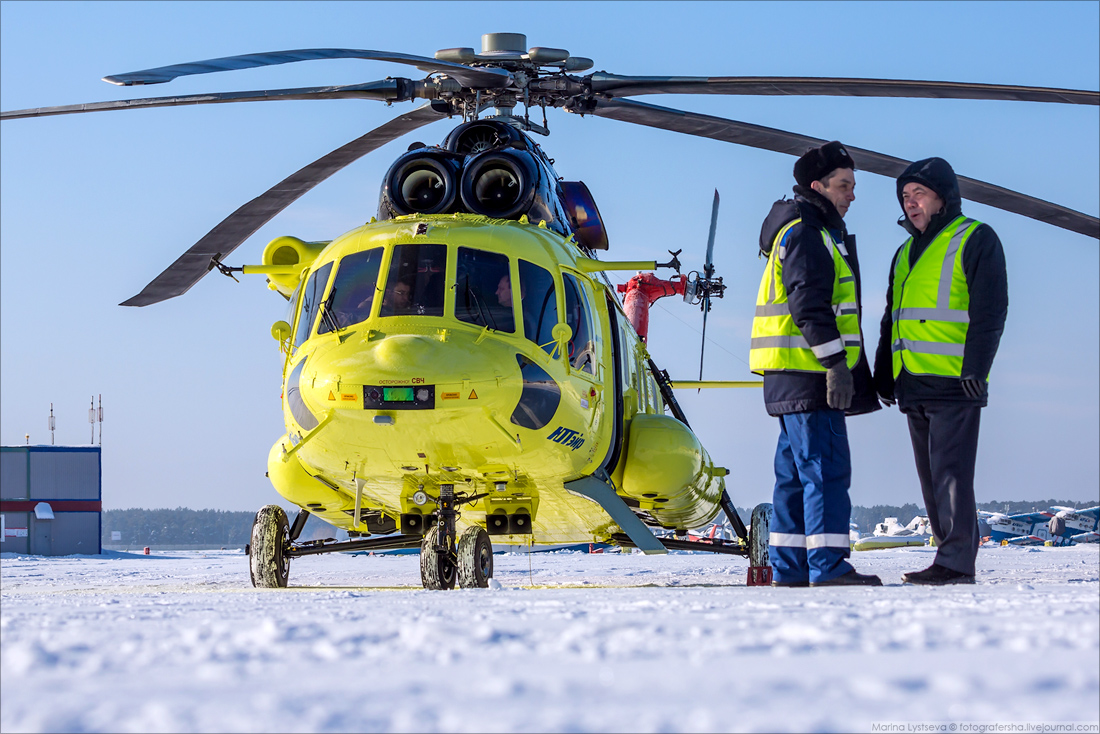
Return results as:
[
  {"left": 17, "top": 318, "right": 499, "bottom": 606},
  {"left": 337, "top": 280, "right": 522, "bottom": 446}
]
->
[
  {"left": 457, "top": 526, "right": 494, "bottom": 588},
  {"left": 420, "top": 525, "right": 457, "bottom": 590}
]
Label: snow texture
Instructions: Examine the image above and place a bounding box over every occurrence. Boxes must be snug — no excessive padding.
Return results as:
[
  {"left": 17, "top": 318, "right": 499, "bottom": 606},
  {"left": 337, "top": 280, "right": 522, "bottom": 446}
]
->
[{"left": 2, "top": 544, "right": 1098, "bottom": 733}]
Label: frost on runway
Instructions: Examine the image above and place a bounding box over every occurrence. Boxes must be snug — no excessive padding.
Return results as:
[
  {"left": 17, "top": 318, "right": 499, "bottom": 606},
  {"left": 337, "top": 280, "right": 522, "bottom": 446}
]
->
[{"left": 2, "top": 545, "right": 1097, "bottom": 733}]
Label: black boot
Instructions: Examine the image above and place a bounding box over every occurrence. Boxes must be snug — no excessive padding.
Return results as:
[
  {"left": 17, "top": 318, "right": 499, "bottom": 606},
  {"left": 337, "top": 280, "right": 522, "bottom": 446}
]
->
[
  {"left": 902, "top": 564, "right": 975, "bottom": 585},
  {"left": 771, "top": 579, "right": 809, "bottom": 588},
  {"left": 809, "top": 569, "right": 882, "bottom": 587}
]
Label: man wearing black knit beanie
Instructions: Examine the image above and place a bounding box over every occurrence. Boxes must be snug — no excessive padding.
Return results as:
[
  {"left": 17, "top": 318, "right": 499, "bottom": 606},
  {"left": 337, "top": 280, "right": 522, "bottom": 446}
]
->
[{"left": 750, "top": 141, "right": 881, "bottom": 587}]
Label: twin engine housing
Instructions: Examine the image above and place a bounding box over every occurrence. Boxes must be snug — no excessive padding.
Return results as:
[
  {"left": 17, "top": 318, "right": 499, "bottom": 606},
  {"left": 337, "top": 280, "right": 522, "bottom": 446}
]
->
[{"left": 378, "top": 120, "right": 607, "bottom": 250}]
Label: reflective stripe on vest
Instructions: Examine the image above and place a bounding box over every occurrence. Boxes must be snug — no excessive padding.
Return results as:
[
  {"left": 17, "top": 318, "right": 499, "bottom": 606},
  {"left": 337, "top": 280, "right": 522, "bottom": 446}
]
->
[
  {"left": 749, "top": 219, "right": 861, "bottom": 374},
  {"left": 890, "top": 215, "right": 979, "bottom": 379}
]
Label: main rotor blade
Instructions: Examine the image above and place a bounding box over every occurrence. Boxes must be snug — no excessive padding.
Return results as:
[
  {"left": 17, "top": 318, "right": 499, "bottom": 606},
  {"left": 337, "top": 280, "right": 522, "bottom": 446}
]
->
[
  {"left": 104, "top": 48, "right": 511, "bottom": 90},
  {"left": 1, "top": 81, "right": 405, "bottom": 120},
  {"left": 589, "top": 73, "right": 1100, "bottom": 106},
  {"left": 587, "top": 98, "right": 1099, "bottom": 239},
  {"left": 121, "top": 103, "right": 444, "bottom": 307},
  {"left": 704, "top": 189, "right": 719, "bottom": 279}
]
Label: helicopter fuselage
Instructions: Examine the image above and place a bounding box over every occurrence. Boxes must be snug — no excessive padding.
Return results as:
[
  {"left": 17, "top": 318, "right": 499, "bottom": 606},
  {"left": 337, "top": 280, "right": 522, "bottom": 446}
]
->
[{"left": 265, "top": 213, "right": 726, "bottom": 544}]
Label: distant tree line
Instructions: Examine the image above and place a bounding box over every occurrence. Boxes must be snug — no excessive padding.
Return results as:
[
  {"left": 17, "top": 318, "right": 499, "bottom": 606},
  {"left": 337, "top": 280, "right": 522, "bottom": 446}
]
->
[
  {"left": 101, "top": 507, "right": 339, "bottom": 546},
  {"left": 104, "top": 499, "right": 1097, "bottom": 545}
]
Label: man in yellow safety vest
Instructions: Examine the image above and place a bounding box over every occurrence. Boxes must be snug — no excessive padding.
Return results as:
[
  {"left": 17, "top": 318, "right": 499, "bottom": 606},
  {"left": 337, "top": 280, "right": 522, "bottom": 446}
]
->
[
  {"left": 750, "top": 141, "right": 882, "bottom": 587},
  {"left": 873, "top": 157, "right": 1008, "bottom": 585}
]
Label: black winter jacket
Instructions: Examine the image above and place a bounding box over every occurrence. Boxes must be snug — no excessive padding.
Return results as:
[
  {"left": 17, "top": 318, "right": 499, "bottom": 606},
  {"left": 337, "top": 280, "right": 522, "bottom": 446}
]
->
[
  {"left": 757, "top": 187, "right": 879, "bottom": 417},
  {"left": 872, "top": 158, "right": 1008, "bottom": 408}
]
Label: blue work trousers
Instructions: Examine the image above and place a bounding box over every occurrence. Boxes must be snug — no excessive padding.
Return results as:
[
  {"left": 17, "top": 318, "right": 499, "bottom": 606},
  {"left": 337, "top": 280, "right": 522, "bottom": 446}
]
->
[{"left": 769, "top": 409, "right": 854, "bottom": 584}]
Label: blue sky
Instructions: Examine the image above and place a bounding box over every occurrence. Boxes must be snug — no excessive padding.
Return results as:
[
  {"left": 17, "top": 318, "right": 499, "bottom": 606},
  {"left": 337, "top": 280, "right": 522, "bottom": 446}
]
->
[{"left": 1, "top": 1, "right": 1097, "bottom": 513}]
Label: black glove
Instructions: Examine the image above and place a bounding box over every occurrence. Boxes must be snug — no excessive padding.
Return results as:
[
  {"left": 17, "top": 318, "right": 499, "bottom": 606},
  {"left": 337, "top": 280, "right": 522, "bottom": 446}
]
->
[
  {"left": 961, "top": 376, "right": 987, "bottom": 399},
  {"left": 879, "top": 394, "right": 896, "bottom": 408},
  {"left": 826, "top": 362, "right": 854, "bottom": 410}
]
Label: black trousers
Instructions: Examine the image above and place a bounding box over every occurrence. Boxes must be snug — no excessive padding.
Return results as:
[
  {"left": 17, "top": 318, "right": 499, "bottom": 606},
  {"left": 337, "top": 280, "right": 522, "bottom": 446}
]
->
[{"left": 903, "top": 401, "right": 982, "bottom": 575}]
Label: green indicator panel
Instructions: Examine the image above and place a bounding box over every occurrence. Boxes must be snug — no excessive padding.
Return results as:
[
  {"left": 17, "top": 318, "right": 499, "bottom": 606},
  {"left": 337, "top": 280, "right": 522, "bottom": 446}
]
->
[
  {"left": 382, "top": 387, "right": 414, "bottom": 402},
  {"left": 364, "top": 385, "right": 435, "bottom": 410}
]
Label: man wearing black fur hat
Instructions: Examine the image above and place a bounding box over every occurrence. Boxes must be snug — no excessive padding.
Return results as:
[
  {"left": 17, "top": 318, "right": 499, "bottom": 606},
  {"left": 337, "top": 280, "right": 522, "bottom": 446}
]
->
[
  {"left": 750, "top": 141, "right": 881, "bottom": 587},
  {"left": 874, "top": 157, "right": 1008, "bottom": 585}
]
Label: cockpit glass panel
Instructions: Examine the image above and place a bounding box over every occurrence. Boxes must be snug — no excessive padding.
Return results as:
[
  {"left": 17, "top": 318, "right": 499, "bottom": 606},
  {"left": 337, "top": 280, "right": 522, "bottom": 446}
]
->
[
  {"left": 293, "top": 261, "right": 333, "bottom": 348},
  {"left": 318, "top": 247, "right": 383, "bottom": 334},
  {"left": 455, "top": 248, "right": 515, "bottom": 333},
  {"left": 518, "top": 260, "right": 559, "bottom": 355},
  {"left": 563, "top": 273, "right": 596, "bottom": 375},
  {"left": 284, "top": 282, "right": 301, "bottom": 330},
  {"left": 380, "top": 244, "right": 447, "bottom": 317}
]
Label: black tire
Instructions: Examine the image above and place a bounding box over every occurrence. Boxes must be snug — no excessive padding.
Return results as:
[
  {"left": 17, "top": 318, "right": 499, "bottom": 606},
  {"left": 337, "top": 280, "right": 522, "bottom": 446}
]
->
[
  {"left": 250, "top": 504, "right": 290, "bottom": 588},
  {"left": 420, "top": 525, "right": 456, "bottom": 590},
  {"left": 457, "top": 526, "right": 493, "bottom": 588},
  {"left": 749, "top": 502, "right": 774, "bottom": 569}
]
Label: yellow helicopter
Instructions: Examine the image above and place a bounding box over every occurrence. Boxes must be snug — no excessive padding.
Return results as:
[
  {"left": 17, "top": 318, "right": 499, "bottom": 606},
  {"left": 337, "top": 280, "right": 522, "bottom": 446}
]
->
[{"left": 4, "top": 33, "right": 1097, "bottom": 590}]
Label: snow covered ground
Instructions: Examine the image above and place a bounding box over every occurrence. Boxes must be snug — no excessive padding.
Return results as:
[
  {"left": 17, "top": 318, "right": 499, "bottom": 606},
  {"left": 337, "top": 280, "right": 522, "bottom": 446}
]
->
[{"left": 2, "top": 544, "right": 1098, "bottom": 733}]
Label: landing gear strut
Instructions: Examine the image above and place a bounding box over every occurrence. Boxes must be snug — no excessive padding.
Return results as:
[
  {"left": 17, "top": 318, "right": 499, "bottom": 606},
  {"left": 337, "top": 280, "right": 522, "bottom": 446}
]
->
[{"left": 420, "top": 484, "right": 495, "bottom": 589}]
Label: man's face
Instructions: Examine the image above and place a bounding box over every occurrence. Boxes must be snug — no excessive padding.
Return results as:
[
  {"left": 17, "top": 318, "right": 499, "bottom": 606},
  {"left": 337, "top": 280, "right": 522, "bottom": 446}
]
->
[
  {"left": 391, "top": 282, "right": 411, "bottom": 308},
  {"left": 496, "top": 275, "right": 512, "bottom": 307},
  {"left": 901, "top": 182, "right": 944, "bottom": 234},
  {"left": 812, "top": 168, "right": 856, "bottom": 218}
]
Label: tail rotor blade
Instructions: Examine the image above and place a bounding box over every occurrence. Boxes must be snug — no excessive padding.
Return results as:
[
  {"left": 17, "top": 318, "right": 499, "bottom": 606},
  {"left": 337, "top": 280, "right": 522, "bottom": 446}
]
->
[
  {"left": 698, "top": 294, "right": 710, "bottom": 388},
  {"left": 704, "top": 190, "right": 719, "bottom": 278}
]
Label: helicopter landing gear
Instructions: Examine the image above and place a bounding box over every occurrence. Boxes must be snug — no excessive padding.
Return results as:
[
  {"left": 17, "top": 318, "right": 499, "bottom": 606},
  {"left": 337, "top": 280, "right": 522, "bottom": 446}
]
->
[
  {"left": 421, "top": 484, "right": 458, "bottom": 590},
  {"left": 420, "top": 525, "right": 457, "bottom": 590},
  {"left": 747, "top": 502, "right": 774, "bottom": 586},
  {"left": 250, "top": 504, "right": 290, "bottom": 588},
  {"left": 420, "top": 484, "right": 494, "bottom": 590},
  {"left": 457, "top": 526, "right": 494, "bottom": 588}
]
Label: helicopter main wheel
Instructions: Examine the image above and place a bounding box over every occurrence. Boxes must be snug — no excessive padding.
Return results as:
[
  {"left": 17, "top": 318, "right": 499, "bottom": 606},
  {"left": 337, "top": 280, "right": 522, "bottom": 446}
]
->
[
  {"left": 250, "top": 504, "right": 290, "bottom": 588},
  {"left": 420, "top": 525, "right": 457, "bottom": 590},
  {"left": 748, "top": 502, "right": 774, "bottom": 570},
  {"left": 457, "top": 526, "right": 494, "bottom": 589}
]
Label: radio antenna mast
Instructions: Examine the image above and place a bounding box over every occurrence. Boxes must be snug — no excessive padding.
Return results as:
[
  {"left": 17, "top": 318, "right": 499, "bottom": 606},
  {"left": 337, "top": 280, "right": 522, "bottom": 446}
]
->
[
  {"left": 97, "top": 395, "right": 103, "bottom": 446},
  {"left": 88, "top": 396, "right": 95, "bottom": 444},
  {"left": 49, "top": 403, "right": 55, "bottom": 445}
]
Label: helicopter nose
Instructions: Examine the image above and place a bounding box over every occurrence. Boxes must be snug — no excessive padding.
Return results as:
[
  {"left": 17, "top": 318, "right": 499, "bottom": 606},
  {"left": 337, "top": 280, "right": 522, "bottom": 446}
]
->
[{"left": 371, "top": 334, "right": 444, "bottom": 370}]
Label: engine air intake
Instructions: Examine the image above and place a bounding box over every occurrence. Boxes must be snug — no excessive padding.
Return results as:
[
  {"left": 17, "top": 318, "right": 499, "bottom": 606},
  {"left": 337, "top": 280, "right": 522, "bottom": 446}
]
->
[{"left": 460, "top": 150, "right": 537, "bottom": 220}]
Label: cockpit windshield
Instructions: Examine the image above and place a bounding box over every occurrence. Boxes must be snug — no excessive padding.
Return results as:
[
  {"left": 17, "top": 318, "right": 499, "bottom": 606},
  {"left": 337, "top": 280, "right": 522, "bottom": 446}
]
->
[
  {"left": 455, "top": 247, "right": 515, "bottom": 333},
  {"left": 293, "top": 261, "right": 333, "bottom": 348},
  {"left": 319, "top": 248, "right": 383, "bottom": 334},
  {"left": 380, "top": 244, "right": 446, "bottom": 317}
]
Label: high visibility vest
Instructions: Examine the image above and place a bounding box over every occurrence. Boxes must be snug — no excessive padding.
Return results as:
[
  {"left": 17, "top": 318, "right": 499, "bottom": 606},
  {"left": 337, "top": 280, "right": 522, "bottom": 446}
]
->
[
  {"left": 750, "top": 219, "right": 861, "bottom": 374},
  {"left": 890, "top": 215, "right": 980, "bottom": 379}
]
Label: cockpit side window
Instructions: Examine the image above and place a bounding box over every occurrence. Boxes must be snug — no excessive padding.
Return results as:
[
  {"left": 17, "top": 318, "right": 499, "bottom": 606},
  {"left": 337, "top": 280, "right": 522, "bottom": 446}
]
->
[
  {"left": 518, "top": 260, "right": 559, "bottom": 355},
  {"left": 563, "top": 273, "right": 597, "bottom": 375},
  {"left": 380, "top": 243, "right": 447, "bottom": 317},
  {"left": 318, "top": 247, "right": 383, "bottom": 334},
  {"left": 293, "top": 261, "right": 333, "bottom": 348},
  {"left": 455, "top": 247, "right": 515, "bottom": 333},
  {"left": 284, "top": 282, "right": 302, "bottom": 335}
]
